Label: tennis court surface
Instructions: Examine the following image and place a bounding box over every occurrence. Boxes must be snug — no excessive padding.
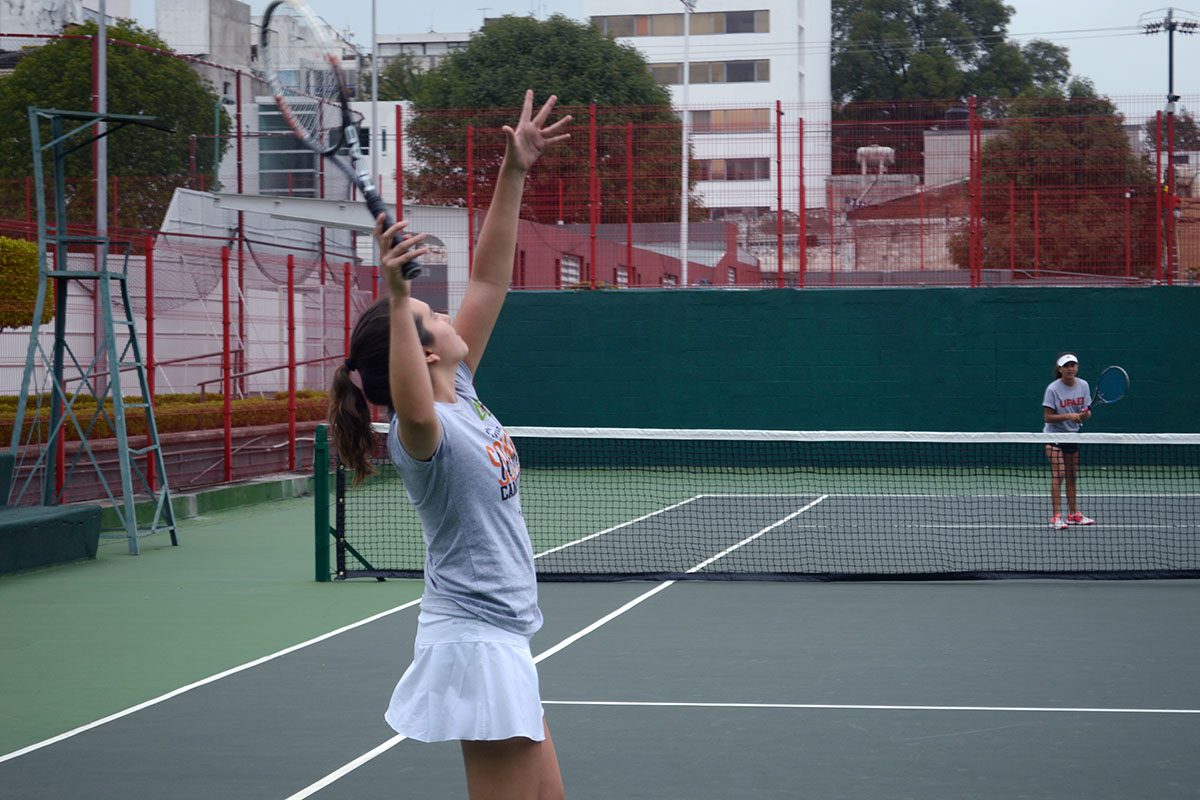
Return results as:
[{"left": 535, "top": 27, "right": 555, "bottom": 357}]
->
[{"left": 3, "top": 483, "right": 1200, "bottom": 798}]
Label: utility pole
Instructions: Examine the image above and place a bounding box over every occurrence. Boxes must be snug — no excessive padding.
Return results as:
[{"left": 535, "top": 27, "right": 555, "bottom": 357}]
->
[{"left": 1142, "top": 7, "right": 1198, "bottom": 283}]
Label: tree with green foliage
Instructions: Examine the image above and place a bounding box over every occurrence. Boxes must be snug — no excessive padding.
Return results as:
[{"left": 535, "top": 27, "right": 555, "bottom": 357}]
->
[
  {"left": 369, "top": 53, "right": 428, "bottom": 102},
  {"left": 949, "top": 79, "right": 1158, "bottom": 278},
  {"left": 1143, "top": 107, "right": 1200, "bottom": 153},
  {"left": 402, "top": 14, "right": 697, "bottom": 225},
  {"left": 830, "top": 0, "right": 1072, "bottom": 175},
  {"left": 832, "top": 0, "right": 1070, "bottom": 103},
  {"left": 0, "top": 20, "right": 231, "bottom": 231}
]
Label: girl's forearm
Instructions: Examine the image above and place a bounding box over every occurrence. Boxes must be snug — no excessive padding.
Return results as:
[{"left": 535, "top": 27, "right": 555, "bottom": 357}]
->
[{"left": 470, "top": 159, "right": 527, "bottom": 286}]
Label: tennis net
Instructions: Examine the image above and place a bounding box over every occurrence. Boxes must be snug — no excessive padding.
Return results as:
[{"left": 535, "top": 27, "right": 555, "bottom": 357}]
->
[{"left": 324, "top": 425, "right": 1200, "bottom": 581}]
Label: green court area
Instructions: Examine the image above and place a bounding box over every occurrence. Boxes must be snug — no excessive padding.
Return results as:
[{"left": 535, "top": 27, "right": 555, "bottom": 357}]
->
[{"left": 0, "top": 494, "right": 421, "bottom": 756}]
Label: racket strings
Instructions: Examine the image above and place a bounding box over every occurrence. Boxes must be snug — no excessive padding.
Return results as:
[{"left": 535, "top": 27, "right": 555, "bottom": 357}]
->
[
  {"left": 261, "top": 0, "right": 347, "bottom": 152},
  {"left": 1094, "top": 367, "right": 1130, "bottom": 403}
]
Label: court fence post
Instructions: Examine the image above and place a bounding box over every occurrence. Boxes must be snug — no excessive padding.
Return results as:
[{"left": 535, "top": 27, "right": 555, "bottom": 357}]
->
[{"left": 314, "top": 425, "right": 331, "bottom": 582}]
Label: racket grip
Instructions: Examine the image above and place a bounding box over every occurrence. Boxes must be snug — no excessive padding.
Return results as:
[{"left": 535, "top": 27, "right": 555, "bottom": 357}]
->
[{"left": 366, "top": 192, "right": 422, "bottom": 280}]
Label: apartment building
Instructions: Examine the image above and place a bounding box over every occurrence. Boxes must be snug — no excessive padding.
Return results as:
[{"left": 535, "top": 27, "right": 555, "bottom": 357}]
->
[
  {"left": 583, "top": 0, "right": 831, "bottom": 217},
  {"left": 374, "top": 32, "right": 470, "bottom": 73}
]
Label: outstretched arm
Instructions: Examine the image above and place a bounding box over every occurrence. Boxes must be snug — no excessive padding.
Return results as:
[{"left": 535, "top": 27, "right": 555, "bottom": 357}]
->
[
  {"left": 454, "top": 90, "right": 572, "bottom": 374},
  {"left": 375, "top": 218, "right": 441, "bottom": 460}
]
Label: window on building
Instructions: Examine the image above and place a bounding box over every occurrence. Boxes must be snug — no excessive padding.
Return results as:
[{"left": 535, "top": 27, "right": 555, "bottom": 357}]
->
[
  {"left": 652, "top": 60, "right": 769, "bottom": 85},
  {"left": 709, "top": 206, "right": 770, "bottom": 220},
  {"left": 560, "top": 255, "right": 581, "bottom": 287},
  {"left": 593, "top": 13, "right": 684, "bottom": 35},
  {"left": 724, "top": 10, "right": 757, "bottom": 32},
  {"left": 651, "top": 13, "right": 683, "bottom": 35},
  {"left": 651, "top": 62, "right": 682, "bottom": 84},
  {"left": 258, "top": 103, "right": 323, "bottom": 197},
  {"left": 690, "top": 10, "right": 769, "bottom": 34},
  {"left": 692, "top": 108, "right": 771, "bottom": 133},
  {"left": 725, "top": 61, "right": 758, "bottom": 82},
  {"left": 594, "top": 15, "right": 635, "bottom": 36},
  {"left": 615, "top": 265, "right": 629, "bottom": 287},
  {"left": 696, "top": 158, "right": 771, "bottom": 181}
]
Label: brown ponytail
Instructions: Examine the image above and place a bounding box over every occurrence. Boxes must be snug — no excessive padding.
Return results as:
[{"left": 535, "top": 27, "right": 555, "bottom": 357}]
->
[
  {"left": 328, "top": 361, "right": 377, "bottom": 484},
  {"left": 328, "top": 298, "right": 393, "bottom": 485},
  {"left": 327, "top": 296, "right": 435, "bottom": 485}
]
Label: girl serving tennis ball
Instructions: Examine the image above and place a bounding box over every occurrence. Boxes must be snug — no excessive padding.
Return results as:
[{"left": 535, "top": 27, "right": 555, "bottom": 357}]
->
[
  {"left": 327, "top": 90, "right": 571, "bottom": 799},
  {"left": 1042, "top": 352, "right": 1095, "bottom": 530}
]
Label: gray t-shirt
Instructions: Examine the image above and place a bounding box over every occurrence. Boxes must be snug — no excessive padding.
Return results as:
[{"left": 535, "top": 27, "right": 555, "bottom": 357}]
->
[
  {"left": 1042, "top": 378, "right": 1091, "bottom": 434},
  {"left": 388, "top": 363, "right": 542, "bottom": 635}
]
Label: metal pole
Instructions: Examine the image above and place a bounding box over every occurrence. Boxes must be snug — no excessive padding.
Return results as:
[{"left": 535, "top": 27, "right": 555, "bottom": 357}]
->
[
  {"left": 797, "top": 118, "right": 806, "bottom": 287},
  {"left": 145, "top": 235, "right": 156, "bottom": 494},
  {"left": 679, "top": 0, "right": 696, "bottom": 287},
  {"left": 1167, "top": 9, "right": 1177, "bottom": 285},
  {"left": 626, "top": 121, "right": 634, "bottom": 284},
  {"left": 1143, "top": 7, "right": 1199, "bottom": 282},
  {"left": 371, "top": 0, "right": 380, "bottom": 268},
  {"left": 287, "top": 254, "right": 296, "bottom": 471},
  {"left": 93, "top": 18, "right": 109, "bottom": 400},
  {"left": 775, "top": 100, "right": 783, "bottom": 288}
]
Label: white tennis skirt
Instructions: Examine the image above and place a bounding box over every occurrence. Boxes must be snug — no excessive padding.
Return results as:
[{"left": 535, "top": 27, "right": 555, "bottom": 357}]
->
[{"left": 383, "top": 609, "right": 545, "bottom": 743}]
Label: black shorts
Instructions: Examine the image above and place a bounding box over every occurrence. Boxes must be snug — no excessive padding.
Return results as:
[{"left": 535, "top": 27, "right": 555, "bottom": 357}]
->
[{"left": 1050, "top": 442, "right": 1080, "bottom": 454}]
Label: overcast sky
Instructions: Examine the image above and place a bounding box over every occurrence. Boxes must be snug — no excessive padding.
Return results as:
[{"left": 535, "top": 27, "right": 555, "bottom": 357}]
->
[{"left": 127, "top": 0, "right": 1200, "bottom": 106}]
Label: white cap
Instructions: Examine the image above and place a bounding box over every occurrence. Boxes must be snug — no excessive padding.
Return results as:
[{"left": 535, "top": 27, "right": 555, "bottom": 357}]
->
[{"left": 1056, "top": 354, "right": 1079, "bottom": 367}]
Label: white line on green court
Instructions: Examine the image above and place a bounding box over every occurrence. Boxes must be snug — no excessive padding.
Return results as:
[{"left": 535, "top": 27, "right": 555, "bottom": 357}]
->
[
  {"left": 282, "top": 579, "right": 681, "bottom": 800},
  {"left": 533, "top": 495, "right": 705, "bottom": 558},
  {"left": 540, "top": 700, "right": 1200, "bottom": 715},
  {"left": 283, "top": 496, "right": 830, "bottom": 798},
  {"left": 0, "top": 598, "right": 423, "bottom": 764}
]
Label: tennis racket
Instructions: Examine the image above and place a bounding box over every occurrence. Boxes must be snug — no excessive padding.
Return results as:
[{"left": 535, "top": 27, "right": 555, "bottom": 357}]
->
[
  {"left": 259, "top": 0, "right": 420, "bottom": 279},
  {"left": 1090, "top": 365, "right": 1129, "bottom": 408}
]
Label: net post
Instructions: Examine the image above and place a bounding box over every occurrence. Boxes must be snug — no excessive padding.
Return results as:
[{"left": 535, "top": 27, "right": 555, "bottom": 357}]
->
[{"left": 314, "top": 424, "right": 331, "bottom": 582}]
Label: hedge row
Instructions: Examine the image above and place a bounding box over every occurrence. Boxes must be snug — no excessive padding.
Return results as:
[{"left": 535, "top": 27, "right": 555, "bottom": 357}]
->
[
  {"left": 0, "top": 389, "right": 327, "bottom": 409},
  {"left": 0, "top": 236, "right": 54, "bottom": 331},
  {"left": 0, "top": 394, "right": 331, "bottom": 443}
]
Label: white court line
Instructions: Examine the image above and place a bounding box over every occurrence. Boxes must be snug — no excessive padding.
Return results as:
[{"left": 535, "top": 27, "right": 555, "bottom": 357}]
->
[
  {"left": 533, "top": 495, "right": 704, "bottom": 558},
  {"left": 686, "top": 496, "right": 828, "bottom": 573},
  {"left": 283, "top": 495, "right": 830, "bottom": 798},
  {"left": 0, "top": 598, "right": 423, "bottom": 764},
  {"left": 282, "top": 580, "right": 680, "bottom": 800},
  {"left": 700, "top": 492, "right": 1200, "bottom": 499},
  {"left": 541, "top": 700, "right": 1200, "bottom": 715},
  {"left": 783, "top": 523, "right": 1192, "bottom": 530}
]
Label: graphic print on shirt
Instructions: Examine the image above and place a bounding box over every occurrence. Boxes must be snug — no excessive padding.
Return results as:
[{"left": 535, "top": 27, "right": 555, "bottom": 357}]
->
[
  {"left": 1060, "top": 397, "right": 1087, "bottom": 410},
  {"left": 485, "top": 427, "right": 521, "bottom": 501}
]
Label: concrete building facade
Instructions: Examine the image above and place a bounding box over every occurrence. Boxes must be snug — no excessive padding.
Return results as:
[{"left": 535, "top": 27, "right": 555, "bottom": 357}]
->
[{"left": 583, "top": 0, "right": 832, "bottom": 217}]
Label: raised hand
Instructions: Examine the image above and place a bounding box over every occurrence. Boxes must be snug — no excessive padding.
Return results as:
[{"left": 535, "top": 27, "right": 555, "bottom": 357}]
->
[
  {"left": 374, "top": 215, "right": 428, "bottom": 295},
  {"left": 502, "top": 89, "right": 572, "bottom": 173}
]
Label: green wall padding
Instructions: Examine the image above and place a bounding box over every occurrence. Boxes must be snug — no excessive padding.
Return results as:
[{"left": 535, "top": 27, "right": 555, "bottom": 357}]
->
[{"left": 475, "top": 287, "right": 1199, "bottom": 433}]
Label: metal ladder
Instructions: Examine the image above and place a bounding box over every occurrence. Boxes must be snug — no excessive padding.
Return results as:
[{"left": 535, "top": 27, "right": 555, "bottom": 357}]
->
[{"left": 10, "top": 107, "right": 179, "bottom": 554}]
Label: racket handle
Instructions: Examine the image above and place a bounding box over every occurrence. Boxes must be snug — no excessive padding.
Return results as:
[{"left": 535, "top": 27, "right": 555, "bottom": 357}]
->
[{"left": 366, "top": 192, "right": 422, "bottom": 280}]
